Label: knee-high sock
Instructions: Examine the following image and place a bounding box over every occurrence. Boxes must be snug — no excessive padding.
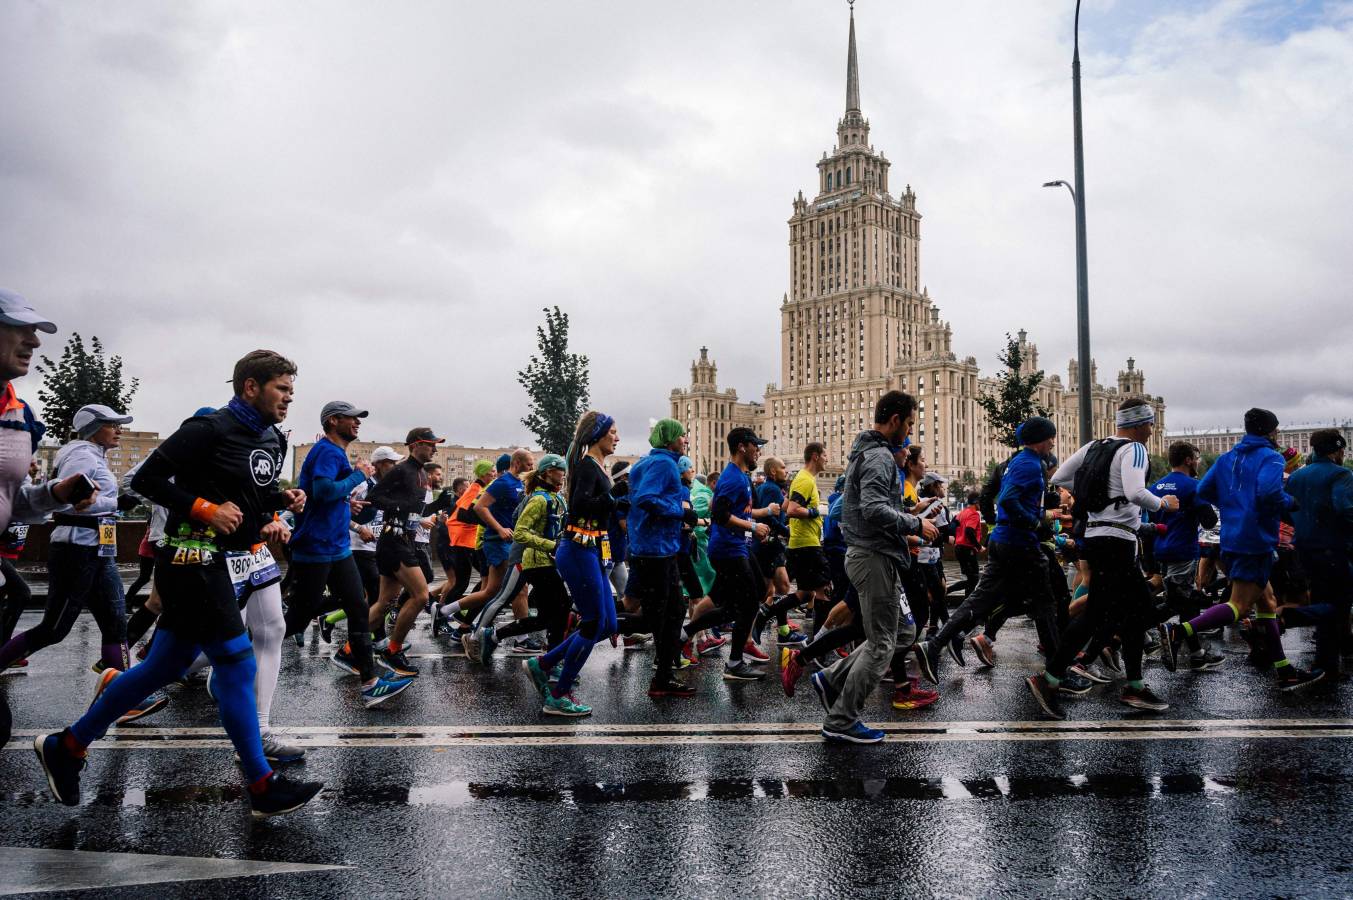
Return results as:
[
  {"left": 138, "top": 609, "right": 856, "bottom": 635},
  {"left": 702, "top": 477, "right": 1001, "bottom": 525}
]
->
[
  {"left": 1255, "top": 613, "right": 1287, "bottom": 667},
  {"left": 202, "top": 632, "right": 271, "bottom": 782},
  {"left": 1184, "top": 600, "right": 1238, "bottom": 635},
  {"left": 71, "top": 627, "right": 198, "bottom": 747},
  {"left": 244, "top": 584, "right": 285, "bottom": 731}
]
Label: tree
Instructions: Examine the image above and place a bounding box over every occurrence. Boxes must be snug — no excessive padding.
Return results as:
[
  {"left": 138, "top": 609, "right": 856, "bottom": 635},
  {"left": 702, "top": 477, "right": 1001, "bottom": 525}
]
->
[
  {"left": 517, "top": 306, "right": 590, "bottom": 455},
  {"left": 949, "top": 469, "right": 980, "bottom": 502},
  {"left": 36, "top": 334, "right": 139, "bottom": 440},
  {"left": 976, "top": 333, "right": 1049, "bottom": 449}
]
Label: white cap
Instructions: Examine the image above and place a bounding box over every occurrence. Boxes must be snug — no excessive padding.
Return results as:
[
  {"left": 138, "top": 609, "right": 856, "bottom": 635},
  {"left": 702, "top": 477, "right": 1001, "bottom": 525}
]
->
[
  {"left": 371, "top": 445, "right": 403, "bottom": 464},
  {"left": 73, "top": 404, "right": 133, "bottom": 436},
  {"left": 0, "top": 289, "right": 57, "bottom": 334}
]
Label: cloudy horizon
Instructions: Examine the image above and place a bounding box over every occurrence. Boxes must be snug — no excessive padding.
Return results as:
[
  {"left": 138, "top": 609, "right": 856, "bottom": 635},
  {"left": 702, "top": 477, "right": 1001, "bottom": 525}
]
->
[{"left": 3, "top": 0, "right": 1350, "bottom": 454}]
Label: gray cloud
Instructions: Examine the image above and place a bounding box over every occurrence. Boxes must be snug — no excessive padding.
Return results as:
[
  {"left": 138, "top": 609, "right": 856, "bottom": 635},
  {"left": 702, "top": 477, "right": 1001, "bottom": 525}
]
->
[{"left": 1, "top": 0, "right": 1349, "bottom": 456}]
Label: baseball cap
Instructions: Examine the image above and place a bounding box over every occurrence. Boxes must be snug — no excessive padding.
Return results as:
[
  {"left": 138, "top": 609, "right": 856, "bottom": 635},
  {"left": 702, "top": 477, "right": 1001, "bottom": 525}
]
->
[
  {"left": 73, "top": 404, "right": 132, "bottom": 436},
  {"left": 371, "top": 445, "right": 403, "bottom": 464},
  {"left": 405, "top": 426, "right": 444, "bottom": 445},
  {"left": 919, "top": 472, "right": 946, "bottom": 488},
  {"left": 0, "top": 289, "right": 57, "bottom": 334},
  {"left": 727, "top": 427, "right": 767, "bottom": 448},
  {"left": 320, "top": 401, "right": 368, "bottom": 427},
  {"left": 536, "top": 453, "right": 567, "bottom": 473}
]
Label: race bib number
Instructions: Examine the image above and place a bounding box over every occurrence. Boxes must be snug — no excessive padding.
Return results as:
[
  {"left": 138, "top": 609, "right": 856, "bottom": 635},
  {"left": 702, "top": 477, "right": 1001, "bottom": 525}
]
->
[
  {"left": 601, "top": 537, "right": 612, "bottom": 562},
  {"left": 225, "top": 546, "right": 281, "bottom": 600},
  {"left": 917, "top": 547, "right": 941, "bottom": 565},
  {"left": 98, "top": 518, "right": 118, "bottom": 558},
  {"left": 898, "top": 587, "right": 913, "bottom": 619}
]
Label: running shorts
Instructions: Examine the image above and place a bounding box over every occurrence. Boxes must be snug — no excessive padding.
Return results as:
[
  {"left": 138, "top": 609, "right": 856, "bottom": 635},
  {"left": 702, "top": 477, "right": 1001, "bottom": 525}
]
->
[
  {"left": 1220, "top": 550, "right": 1275, "bottom": 586},
  {"left": 153, "top": 546, "right": 246, "bottom": 644},
  {"left": 753, "top": 538, "right": 787, "bottom": 576},
  {"left": 376, "top": 530, "right": 421, "bottom": 577},
  {"left": 786, "top": 546, "right": 831, "bottom": 591}
]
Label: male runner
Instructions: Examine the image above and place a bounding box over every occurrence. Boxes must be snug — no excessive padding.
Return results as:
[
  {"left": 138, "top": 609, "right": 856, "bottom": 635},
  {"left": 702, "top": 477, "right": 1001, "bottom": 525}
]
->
[{"left": 35, "top": 349, "right": 323, "bottom": 816}]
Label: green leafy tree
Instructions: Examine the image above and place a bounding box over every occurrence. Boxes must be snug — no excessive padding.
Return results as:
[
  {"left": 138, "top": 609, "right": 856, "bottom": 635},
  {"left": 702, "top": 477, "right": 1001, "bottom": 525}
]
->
[
  {"left": 517, "top": 306, "right": 590, "bottom": 455},
  {"left": 36, "top": 334, "right": 139, "bottom": 440},
  {"left": 949, "top": 468, "right": 979, "bottom": 502},
  {"left": 976, "top": 333, "right": 1049, "bottom": 449}
]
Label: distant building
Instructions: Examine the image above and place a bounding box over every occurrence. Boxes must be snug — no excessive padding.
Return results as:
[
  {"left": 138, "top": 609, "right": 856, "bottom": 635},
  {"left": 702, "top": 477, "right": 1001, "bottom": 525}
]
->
[
  {"left": 33, "top": 429, "right": 162, "bottom": 482},
  {"left": 670, "top": 9, "right": 1165, "bottom": 480},
  {"left": 1167, "top": 422, "right": 1353, "bottom": 458},
  {"left": 293, "top": 440, "right": 643, "bottom": 483}
]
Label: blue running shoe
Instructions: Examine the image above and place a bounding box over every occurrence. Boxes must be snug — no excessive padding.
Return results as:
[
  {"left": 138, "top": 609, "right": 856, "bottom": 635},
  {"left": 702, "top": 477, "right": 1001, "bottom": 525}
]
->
[
  {"left": 362, "top": 673, "right": 415, "bottom": 708},
  {"left": 34, "top": 732, "right": 85, "bottom": 805},
  {"left": 809, "top": 670, "right": 838, "bottom": 714},
  {"left": 479, "top": 627, "right": 499, "bottom": 666},
  {"left": 821, "top": 721, "right": 885, "bottom": 744}
]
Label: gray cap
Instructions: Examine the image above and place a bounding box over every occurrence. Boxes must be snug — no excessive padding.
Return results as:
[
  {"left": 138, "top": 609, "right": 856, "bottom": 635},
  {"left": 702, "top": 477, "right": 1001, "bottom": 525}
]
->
[
  {"left": 320, "top": 401, "right": 368, "bottom": 427},
  {"left": 73, "top": 404, "right": 132, "bottom": 436},
  {"left": 0, "top": 289, "right": 57, "bottom": 334}
]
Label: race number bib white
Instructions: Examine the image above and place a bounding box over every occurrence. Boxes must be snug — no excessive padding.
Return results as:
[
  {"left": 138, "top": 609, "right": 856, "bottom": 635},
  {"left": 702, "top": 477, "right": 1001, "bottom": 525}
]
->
[
  {"left": 225, "top": 546, "right": 281, "bottom": 599},
  {"left": 917, "top": 547, "right": 941, "bottom": 565}
]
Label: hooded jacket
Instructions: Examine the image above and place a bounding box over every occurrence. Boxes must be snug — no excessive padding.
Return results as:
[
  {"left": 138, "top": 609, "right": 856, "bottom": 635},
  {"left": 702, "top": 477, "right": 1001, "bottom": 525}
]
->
[
  {"left": 840, "top": 430, "right": 921, "bottom": 566},
  {"left": 1286, "top": 457, "right": 1353, "bottom": 554},
  {"left": 50, "top": 440, "right": 119, "bottom": 547},
  {"left": 627, "top": 447, "right": 687, "bottom": 558},
  {"left": 1196, "top": 434, "right": 1293, "bottom": 556}
]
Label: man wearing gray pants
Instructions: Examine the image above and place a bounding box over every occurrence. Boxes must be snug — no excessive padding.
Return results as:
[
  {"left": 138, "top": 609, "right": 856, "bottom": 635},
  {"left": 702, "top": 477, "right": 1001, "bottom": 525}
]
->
[{"left": 810, "top": 390, "right": 937, "bottom": 743}]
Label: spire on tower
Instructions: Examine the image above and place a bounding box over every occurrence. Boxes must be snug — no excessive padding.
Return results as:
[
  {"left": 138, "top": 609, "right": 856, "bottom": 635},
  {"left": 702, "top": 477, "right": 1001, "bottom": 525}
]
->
[{"left": 846, "top": 3, "right": 860, "bottom": 113}]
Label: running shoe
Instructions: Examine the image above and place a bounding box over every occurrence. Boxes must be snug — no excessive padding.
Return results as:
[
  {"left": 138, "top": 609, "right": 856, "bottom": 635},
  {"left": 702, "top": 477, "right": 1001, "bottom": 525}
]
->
[
  {"left": 523, "top": 657, "right": 549, "bottom": 696},
  {"left": 1025, "top": 674, "right": 1066, "bottom": 720},
  {"left": 821, "top": 721, "right": 885, "bottom": 744},
  {"left": 1188, "top": 648, "right": 1225, "bottom": 671},
  {"left": 781, "top": 649, "right": 805, "bottom": 697},
  {"left": 292, "top": 626, "right": 305, "bottom": 648},
  {"left": 362, "top": 673, "right": 415, "bottom": 708},
  {"left": 647, "top": 676, "right": 696, "bottom": 698},
  {"left": 723, "top": 660, "right": 765, "bottom": 681},
  {"left": 90, "top": 667, "right": 119, "bottom": 709},
  {"left": 969, "top": 633, "right": 995, "bottom": 668},
  {"left": 506, "top": 638, "right": 545, "bottom": 657},
  {"left": 330, "top": 646, "right": 360, "bottom": 675},
  {"left": 1276, "top": 666, "right": 1325, "bottom": 692},
  {"left": 249, "top": 773, "right": 324, "bottom": 819},
  {"left": 206, "top": 666, "right": 216, "bottom": 702},
  {"left": 623, "top": 634, "right": 653, "bottom": 651},
  {"left": 1159, "top": 623, "right": 1183, "bottom": 672},
  {"left": 1099, "top": 646, "right": 1123, "bottom": 673},
  {"left": 696, "top": 635, "right": 727, "bottom": 656},
  {"left": 946, "top": 635, "right": 967, "bottom": 668},
  {"left": 682, "top": 642, "right": 700, "bottom": 668},
  {"left": 460, "top": 630, "right": 481, "bottom": 662},
  {"left": 1068, "top": 662, "right": 1110, "bottom": 685},
  {"left": 543, "top": 693, "right": 592, "bottom": 717},
  {"left": 914, "top": 640, "right": 940, "bottom": 686},
  {"left": 377, "top": 647, "right": 419, "bottom": 678},
  {"left": 891, "top": 680, "right": 939, "bottom": 710},
  {"left": 777, "top": 628, "right": 809, "bottom": 647},
  {"left": 479, "top": 627, "right": 500, "bottom": 665},
  {"left": 90, "top": 668, "right": 170, "bottom": 725},
  {"left": 1058, "top": 671, "right": 1094, "bottom": 695},
  {"left": 1120, "top": 684, "right": 1169, "bottom": 711},
  {"left": 429, "top": 607, "right": 449, "bottom": 637},
  {"left": 260, "top": 731, "right": 307, "bottom": 765},
  {"left": 749, "top": 605, "right": 771, "bottom": 646},
  {"left": 90, "top": 660, "right": 106, "bottom": 675},
  {"left": 33, "top": 732, "right": 84, "bottom": 806},
  {"left": 809, "top": 670, "right": 838, "bottom": 713},
  {"left": 742, "top": 641, "right": 770, "bottom": 663},
  {"left": 320, "top": 617, "right": 336, "bottom": 644},
  {"left": 835, "top": 646, "right": 850, "bottom": 659}
]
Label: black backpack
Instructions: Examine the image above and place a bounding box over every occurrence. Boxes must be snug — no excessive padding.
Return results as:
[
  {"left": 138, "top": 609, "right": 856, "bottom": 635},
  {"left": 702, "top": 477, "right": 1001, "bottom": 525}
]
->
[
  {"left": 979, "top": 454, "right": 1016, "bottom": 523},
  {"left": 1071, "top": 438, "right": 1130, "bottom": 521}
]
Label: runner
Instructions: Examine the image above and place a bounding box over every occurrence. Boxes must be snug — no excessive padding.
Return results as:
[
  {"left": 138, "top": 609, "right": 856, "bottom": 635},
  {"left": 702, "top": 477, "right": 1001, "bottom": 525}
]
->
[
  {"left": 1027, "top": 400, "right": 1176, "bottom": 719},
  {"left": 0, "top": 462, "right": 39, "bottom": 655},
  {"left": 461, "top": 449, "right": 535, "bottom": 659},
  {"left": 1163, "top": 409, "right": 1322, "bottom": 691},
  {"left": 323, "top": 446, "right": 396, "bottom": 643},
  {"left": 432, "top": 459, "right": 493, "bottom": 635},
  {"left": 951, "top": 492, "right": 983, "bottom": 599},
  {"left": 811, "top": 391, "right": 936, "bottom": 743},
  {"left": 607, "top": 460, "right": 632, "bottom": 602},
  {"left": 524, "top": 412, "right": 619, "bottom": 716},
  {"left": 284, "top": 401, "right": 413, "bottom": 707},
  {"left": 749, "top": 457, "right": 800, "bottom": 648},
  {"left": 34, "top": 349, "right": 323, "bottom": 816},
  {"left": 761, "top": 444, "right": 832, "bottom": 651}
]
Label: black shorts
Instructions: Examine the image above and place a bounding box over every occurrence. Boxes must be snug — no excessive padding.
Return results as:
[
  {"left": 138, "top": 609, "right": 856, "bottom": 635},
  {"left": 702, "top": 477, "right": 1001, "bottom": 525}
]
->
[
  {"left": 753, "top": 539, "right": 787, "bottom": 576},
  {"left": 153, "top": 546, "right": 246, "bottom": 644},
  {"left": 786, "top": 546, "right": 831, "bottom": 591},
  {"left": 376, "top": 530, "right": 420, "bottom": 577}
]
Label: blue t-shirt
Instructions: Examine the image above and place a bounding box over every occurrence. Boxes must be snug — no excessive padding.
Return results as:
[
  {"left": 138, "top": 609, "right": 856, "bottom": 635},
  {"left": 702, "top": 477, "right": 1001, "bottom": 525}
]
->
[
  {"left": 291, "top": 437, "right": 367, "bottom": 562},
  {"left": 1150, "top": 472, "right": 1201, "bottom": 562},
  {"left": 481, "top": 471, "right": 525, "bottom": 546},
  {"left": 708, "top": 461, "right": 753, "bottom": 560},
  {"left": 756, "top": 481, "right": 787, "bottom": 530},
  {"left": 822, "top": 490, "right": 845, "bottom": 552},
  {"left": 989, "top": 448, "right": 1045, "bottom": 548}
]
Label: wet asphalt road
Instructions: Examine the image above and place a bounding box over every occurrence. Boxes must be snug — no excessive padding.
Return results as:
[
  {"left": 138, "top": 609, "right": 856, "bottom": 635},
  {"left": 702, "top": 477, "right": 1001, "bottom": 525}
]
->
[{"left": 2, "top": 607, "right": 1352, "bottom": 898}]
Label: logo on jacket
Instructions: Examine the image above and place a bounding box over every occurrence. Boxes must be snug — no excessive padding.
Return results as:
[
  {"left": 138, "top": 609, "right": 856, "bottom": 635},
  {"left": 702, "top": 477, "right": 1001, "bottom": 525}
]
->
[{"left": 249, "top": 449, "right": 277, "bottom": 487}]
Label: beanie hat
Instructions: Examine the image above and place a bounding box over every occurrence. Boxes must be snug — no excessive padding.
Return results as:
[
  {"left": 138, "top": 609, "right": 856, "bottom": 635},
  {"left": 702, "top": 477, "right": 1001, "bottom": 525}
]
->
[
  {"left": 473, "top": 459, "right": 494, "bottom": 478},
  {"left": 495, "top": 453, "right": 512, "bottom": 473},
  {"left": 649, "top": 418, "right": 686, "bottom": 449},
  {"left": 677, "top": 455, "right": 694, "bottom": 474},
  {"left": 1244, "top": 408, "right": 1280, "bottom": 436},
  {"left": 536, "top": 453, "right": 567, "bottom": 473},
  {"left": 1016, "top": 416, "right": 1057, "bottom": 446}
]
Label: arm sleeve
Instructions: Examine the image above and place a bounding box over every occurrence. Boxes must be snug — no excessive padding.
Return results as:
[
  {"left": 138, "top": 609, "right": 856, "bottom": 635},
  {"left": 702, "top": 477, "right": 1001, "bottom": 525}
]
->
[
  {"left": 1256, "top": 456, "right": 1294, "bottom": 514},
  {"left": 365, "top": 466, "right": 417, "bottom": 514},
  {"left": 1122, "top": 444, "right": 1163, "bottom": 512},
  {"left": 711, "top": 493, "right": 736, "bottom": 527},
  {"left": 636, "top": 464, "right": 684, "bottom": 520},
  {"left": 1196, "top": 502, "right": 1218, "bottom": 530},
  {"left": 1196, "top": 463, "right": 1219, "bottom": 505},
  {"left": 12, "top": 480, "right": 66, "bottom": 523},
  {"left": 995, "top": 462, "right": 1038, "bottom": 529},
  {"left": 512, "top": 496, "right": 557, "bottom": 555},
  {"left": 1050, "top": 444, "right": 1088, "bottom": 490},
  {"left": 856, "top": 455, "right": 920, "bottom": 537},
  {"left": 130, "top": 422, "right": 215, "bottom": 517}
]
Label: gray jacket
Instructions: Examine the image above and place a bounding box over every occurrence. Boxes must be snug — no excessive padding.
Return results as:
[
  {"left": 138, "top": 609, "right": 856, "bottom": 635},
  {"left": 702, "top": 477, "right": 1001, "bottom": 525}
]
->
[{"left": 841, "top": 430, "right": 922, "bottom": 566}]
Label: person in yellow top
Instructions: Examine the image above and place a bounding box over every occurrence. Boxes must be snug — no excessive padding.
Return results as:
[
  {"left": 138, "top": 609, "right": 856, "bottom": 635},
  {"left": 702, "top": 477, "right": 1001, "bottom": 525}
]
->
[{"left": 754, "top": 443, "right": 834, "bottom": 652}]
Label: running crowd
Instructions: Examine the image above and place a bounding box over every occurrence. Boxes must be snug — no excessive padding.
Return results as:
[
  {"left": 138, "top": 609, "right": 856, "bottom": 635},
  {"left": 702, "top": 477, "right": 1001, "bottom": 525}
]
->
[{"left": 1, "top": 289, "right": 1350, "bottom": 819}]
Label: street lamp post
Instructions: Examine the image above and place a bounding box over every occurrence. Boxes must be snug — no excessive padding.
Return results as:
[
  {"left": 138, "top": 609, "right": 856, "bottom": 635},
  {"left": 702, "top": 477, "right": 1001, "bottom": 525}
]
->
[{"left": 1045, "top": 0, "right": 1094, "bottom": 447}]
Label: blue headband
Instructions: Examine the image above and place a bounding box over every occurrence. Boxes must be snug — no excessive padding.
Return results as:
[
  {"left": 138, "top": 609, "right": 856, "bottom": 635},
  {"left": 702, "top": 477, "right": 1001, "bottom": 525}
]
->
[{"left": 587, "top": 414, "right": 615, "bottom": 444}]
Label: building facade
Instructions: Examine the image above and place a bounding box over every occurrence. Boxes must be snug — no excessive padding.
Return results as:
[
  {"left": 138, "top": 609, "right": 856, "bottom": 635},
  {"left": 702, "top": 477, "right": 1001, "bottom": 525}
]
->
[
  {"left": 293, "top": 440, "right": 644, "bottom": 484},
  {"left": 34, "top": 429, "right": 163, "bottom": 483},
  {"left": 671, "top": 10, "right": 1165, "bottom": 481},
  {"left": 1167, "top": 422, "right": 1353, "bottom": 459}
]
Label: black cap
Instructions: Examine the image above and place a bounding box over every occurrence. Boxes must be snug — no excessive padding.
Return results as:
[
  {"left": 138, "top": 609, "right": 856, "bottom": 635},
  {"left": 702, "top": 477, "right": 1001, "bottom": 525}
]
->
[
  {"left": 1311, "top": 429, "right": 1347, "bottom": 456},
  {"left": 727, "top": 427, "right": 767, "bottom": 448},
  {"left": 1244, "top": 408, "right": 1280, "bottom": 437},
  {"left": 406, "top": 426, "right": 445, "bottom": 445}
]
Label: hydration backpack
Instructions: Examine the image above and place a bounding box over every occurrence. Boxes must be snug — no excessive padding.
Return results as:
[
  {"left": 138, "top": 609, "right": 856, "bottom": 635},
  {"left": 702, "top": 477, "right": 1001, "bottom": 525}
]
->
[
  {"left": 978, "top": 454, "right": 1016, "bottom": 523},
  {"left": 1071, "top": 438, "right": 1130, "bottom": 521}
]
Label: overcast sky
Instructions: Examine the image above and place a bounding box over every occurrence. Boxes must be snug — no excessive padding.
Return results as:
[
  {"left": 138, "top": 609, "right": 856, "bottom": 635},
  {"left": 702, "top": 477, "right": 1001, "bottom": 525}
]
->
[{"left": 2, "top": 0, "right": 1350, "bottom": 453}]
